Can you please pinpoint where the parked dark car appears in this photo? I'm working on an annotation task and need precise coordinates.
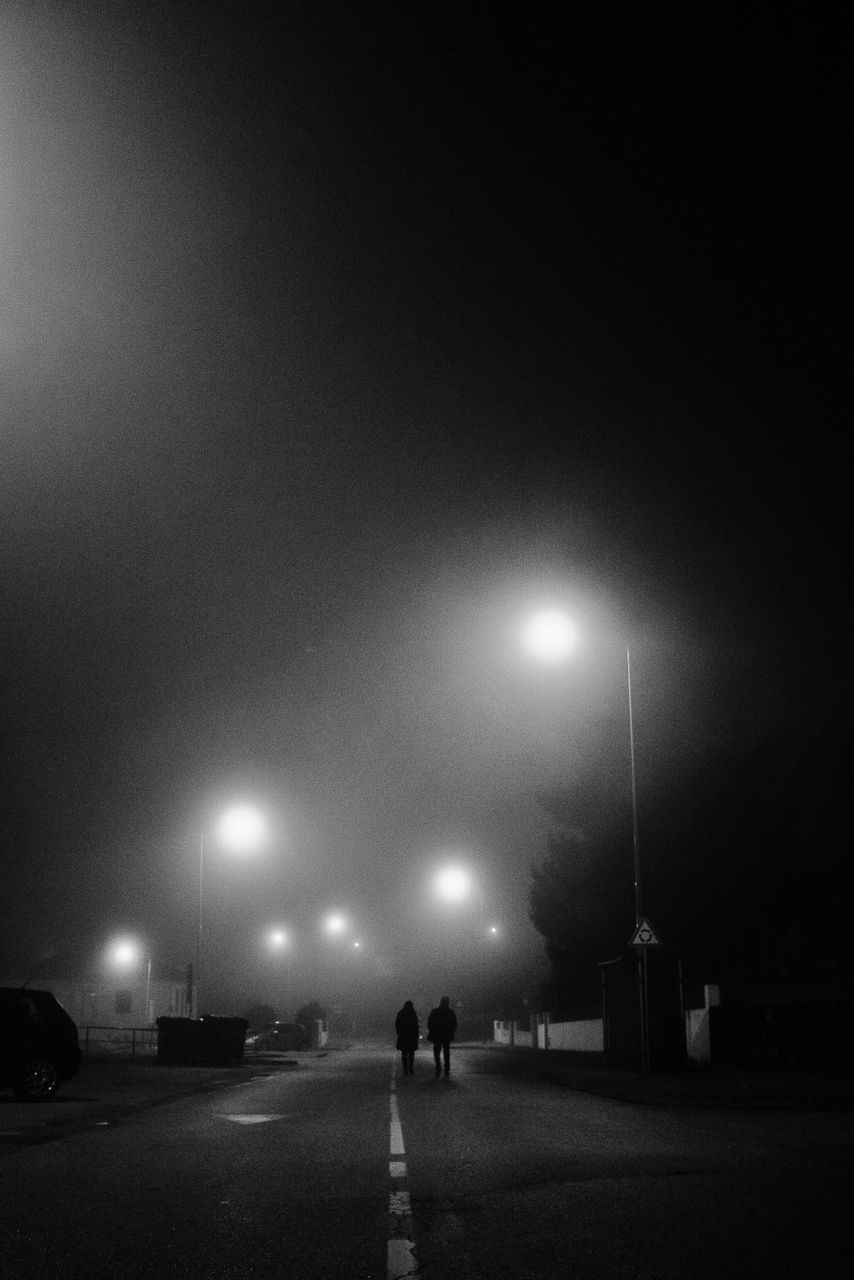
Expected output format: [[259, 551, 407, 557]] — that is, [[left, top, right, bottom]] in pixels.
[[0, 987, 82, 1101], [245, 1021, 309, 1052]]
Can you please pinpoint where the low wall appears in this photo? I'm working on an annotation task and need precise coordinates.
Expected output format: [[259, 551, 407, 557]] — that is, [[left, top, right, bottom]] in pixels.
[[311, 1019, 329, 1049], [686, 985, 720, 1063], [544, 1017, 604, 1052], [686, 1007, 712, 1061], [494, 1016, 602, 1052], [493, 1020, 532, 1047], [494, 984, 730, 1064]]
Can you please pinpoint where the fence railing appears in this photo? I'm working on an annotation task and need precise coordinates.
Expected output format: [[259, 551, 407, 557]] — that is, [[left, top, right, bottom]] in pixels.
[[80, 1025, 158, 1056]]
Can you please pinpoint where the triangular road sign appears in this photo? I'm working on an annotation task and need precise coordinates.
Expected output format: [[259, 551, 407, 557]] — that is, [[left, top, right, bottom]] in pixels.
[[629, 916, 663, 948]]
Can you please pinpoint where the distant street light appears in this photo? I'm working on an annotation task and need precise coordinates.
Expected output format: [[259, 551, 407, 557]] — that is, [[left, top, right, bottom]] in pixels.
[[324, 912, 348, 936], [318, 912, 356, 1037], [196, 804, 267, 1018], [524, 608, 650, 1072], [107, 936, 152, 1023], [266, 926, 292, 989], [435, 865, 473, 904], [435, 863, 496, 1044]]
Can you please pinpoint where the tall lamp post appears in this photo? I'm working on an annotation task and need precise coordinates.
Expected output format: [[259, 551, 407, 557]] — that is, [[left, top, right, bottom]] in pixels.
[[108, 938, 152, 1024], [196, 804, 266, 1019], [320, 912, 350, 1037], [435, 864, 495, 1044], [523, 610, 650, 1072], [267, 927, 292, 992]]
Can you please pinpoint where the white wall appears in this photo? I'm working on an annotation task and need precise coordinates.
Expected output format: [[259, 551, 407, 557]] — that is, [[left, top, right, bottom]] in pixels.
[[493, 1020, 532, 1047], [493, 1017, 601, 1052], [685, 984, 720, 1062], [546, 1017, 604, 1052]]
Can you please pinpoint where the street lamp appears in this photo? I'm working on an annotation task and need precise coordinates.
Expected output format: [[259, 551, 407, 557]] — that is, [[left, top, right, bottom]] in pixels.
[[196, 803, 267, 1019], [107, 937, 152, 1024], [267, 926, 292, 991], [324, 912, 348, 937], [524, 609, 649, 1071], [435, 863, 493, 1044], [319, 912, 353, 1037], [522, 609, 579, 664]]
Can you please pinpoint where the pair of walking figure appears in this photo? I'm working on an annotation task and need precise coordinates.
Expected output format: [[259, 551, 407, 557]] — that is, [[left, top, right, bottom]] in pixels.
[[395, 996, 458, 1077]]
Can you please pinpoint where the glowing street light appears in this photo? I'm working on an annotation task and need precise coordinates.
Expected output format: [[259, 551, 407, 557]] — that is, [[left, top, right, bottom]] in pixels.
[[523, 609, 580, 664], [324, 912, 348, 936], [267, 927, 292, 962], [436, 865, 474, 904], [111, 940, 138, 967], [196, 803, 267, 1018], [217, 804, 267, 853]]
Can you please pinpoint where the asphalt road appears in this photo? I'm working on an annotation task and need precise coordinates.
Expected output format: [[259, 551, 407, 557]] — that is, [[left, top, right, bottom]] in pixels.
[[1, 1045, 851, 1278]]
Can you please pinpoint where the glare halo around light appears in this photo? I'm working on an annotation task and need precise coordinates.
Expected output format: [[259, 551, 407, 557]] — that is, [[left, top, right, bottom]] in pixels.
[[109, 938, 140, 967], [436, 865, 473, 903], [216, 804, 266, 852], [523, 609, 579, 663]]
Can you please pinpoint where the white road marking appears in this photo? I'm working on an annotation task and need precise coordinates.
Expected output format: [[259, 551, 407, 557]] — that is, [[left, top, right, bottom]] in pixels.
[[389, 1094, 405, 1155], [388, 1060, 419, 1279], [387, 1237, 418, 1279], [218, 1114, 286, 1124], [389, 1190, 411, 1216]]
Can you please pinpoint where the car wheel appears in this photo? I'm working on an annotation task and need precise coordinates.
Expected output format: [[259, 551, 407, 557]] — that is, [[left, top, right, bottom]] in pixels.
[[13, 1057, 61, 1101]]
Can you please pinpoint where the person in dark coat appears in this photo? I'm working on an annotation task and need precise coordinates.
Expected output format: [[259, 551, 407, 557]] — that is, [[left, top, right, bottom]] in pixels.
[[426, 995, 458, 1077], [395, 1000, 420, 1076]]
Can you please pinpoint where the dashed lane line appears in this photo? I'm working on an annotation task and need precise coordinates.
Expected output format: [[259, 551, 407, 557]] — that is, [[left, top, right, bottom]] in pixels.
[[388, 1063, 419, 1280]]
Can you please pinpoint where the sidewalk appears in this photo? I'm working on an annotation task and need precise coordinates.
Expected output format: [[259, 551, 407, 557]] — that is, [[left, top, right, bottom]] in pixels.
[[0, 1053, 304, 1146], [463, 1043, 854, 1109]]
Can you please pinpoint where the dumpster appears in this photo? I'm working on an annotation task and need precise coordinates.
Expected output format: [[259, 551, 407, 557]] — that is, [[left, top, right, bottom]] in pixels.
[[199, 1015, 249, 1063], [156, 1017, 202, 1062]]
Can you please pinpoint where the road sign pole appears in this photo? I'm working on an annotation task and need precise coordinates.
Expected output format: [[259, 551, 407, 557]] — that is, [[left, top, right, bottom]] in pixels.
[[629, 917, 662, 1074], [626, 645, 649, 1073]]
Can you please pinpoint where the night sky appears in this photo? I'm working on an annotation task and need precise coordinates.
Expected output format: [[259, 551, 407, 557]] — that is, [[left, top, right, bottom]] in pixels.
[[1, 4, 848, 1019]]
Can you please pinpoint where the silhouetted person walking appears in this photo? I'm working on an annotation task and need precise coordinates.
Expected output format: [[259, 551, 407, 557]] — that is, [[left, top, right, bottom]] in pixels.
[[395, 1000, 420, 1076], [427, 995, 457, 1077]]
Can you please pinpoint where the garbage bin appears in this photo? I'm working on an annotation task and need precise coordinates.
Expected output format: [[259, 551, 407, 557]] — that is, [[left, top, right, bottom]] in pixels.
[[156, 1017, 202, 1063], [199, 1015, 249, 1062]]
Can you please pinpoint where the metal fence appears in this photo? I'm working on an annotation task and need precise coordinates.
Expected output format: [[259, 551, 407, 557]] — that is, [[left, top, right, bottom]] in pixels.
[[80, 1025, 158, 1056]]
